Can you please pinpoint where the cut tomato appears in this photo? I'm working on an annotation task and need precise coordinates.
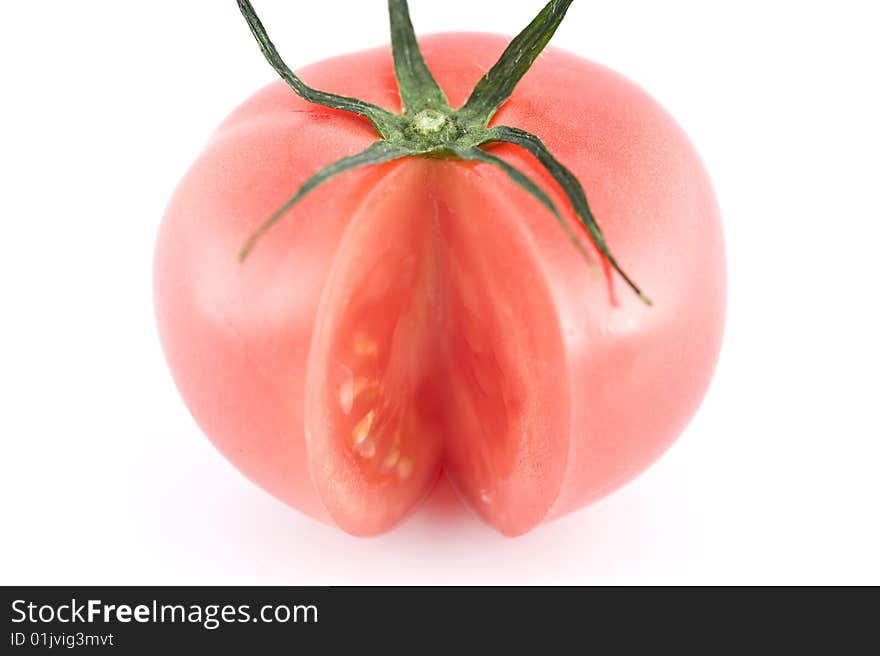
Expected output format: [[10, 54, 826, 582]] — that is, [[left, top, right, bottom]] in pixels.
[[304, 162, 571, 535], [154, 1, 726, 536]]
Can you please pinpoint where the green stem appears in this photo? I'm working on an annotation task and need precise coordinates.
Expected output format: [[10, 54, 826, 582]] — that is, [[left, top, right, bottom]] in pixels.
[[238, 141, 411, 262], [459, 0, 574, 126], [236, 0, 402, 139], [483, 126, 651, 304], [233, 0, 652, 305], [454, 146, 596, 268], [388, 0, 449, 114]]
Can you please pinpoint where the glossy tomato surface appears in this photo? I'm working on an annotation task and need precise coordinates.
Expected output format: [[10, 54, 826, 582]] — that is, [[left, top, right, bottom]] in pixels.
[[154, 33, 726, 536]]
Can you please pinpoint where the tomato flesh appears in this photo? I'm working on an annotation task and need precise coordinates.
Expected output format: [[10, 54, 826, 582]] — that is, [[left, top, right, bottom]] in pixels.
[[435, 165, 571, 536], [304, 162, 569, 535], [305, 163, 445, 534]]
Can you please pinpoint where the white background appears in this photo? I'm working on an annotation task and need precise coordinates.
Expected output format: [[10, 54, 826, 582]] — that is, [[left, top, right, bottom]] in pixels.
[[2, 0, 878, 585]]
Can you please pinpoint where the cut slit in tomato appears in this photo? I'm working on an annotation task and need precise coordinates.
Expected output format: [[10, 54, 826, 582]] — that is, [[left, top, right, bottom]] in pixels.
[[305, 160, 571, 536]]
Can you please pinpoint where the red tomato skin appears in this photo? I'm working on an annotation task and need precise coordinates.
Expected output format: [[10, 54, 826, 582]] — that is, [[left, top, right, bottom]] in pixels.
[[154, 33, 725, 533]]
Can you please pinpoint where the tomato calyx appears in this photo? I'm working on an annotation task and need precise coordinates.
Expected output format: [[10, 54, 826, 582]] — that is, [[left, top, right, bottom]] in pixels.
[[235, 0, 651, 304]]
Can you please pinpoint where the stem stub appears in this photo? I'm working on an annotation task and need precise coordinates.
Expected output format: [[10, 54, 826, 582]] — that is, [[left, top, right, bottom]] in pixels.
[[412, 109, 447, 134]]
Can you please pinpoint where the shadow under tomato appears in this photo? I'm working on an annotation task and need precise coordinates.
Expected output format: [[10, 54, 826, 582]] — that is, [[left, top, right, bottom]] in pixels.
[[128, 420, 690, 584]]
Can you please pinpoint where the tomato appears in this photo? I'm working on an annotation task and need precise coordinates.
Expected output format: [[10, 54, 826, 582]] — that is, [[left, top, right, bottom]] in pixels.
[[154, 1, 725, 536]]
